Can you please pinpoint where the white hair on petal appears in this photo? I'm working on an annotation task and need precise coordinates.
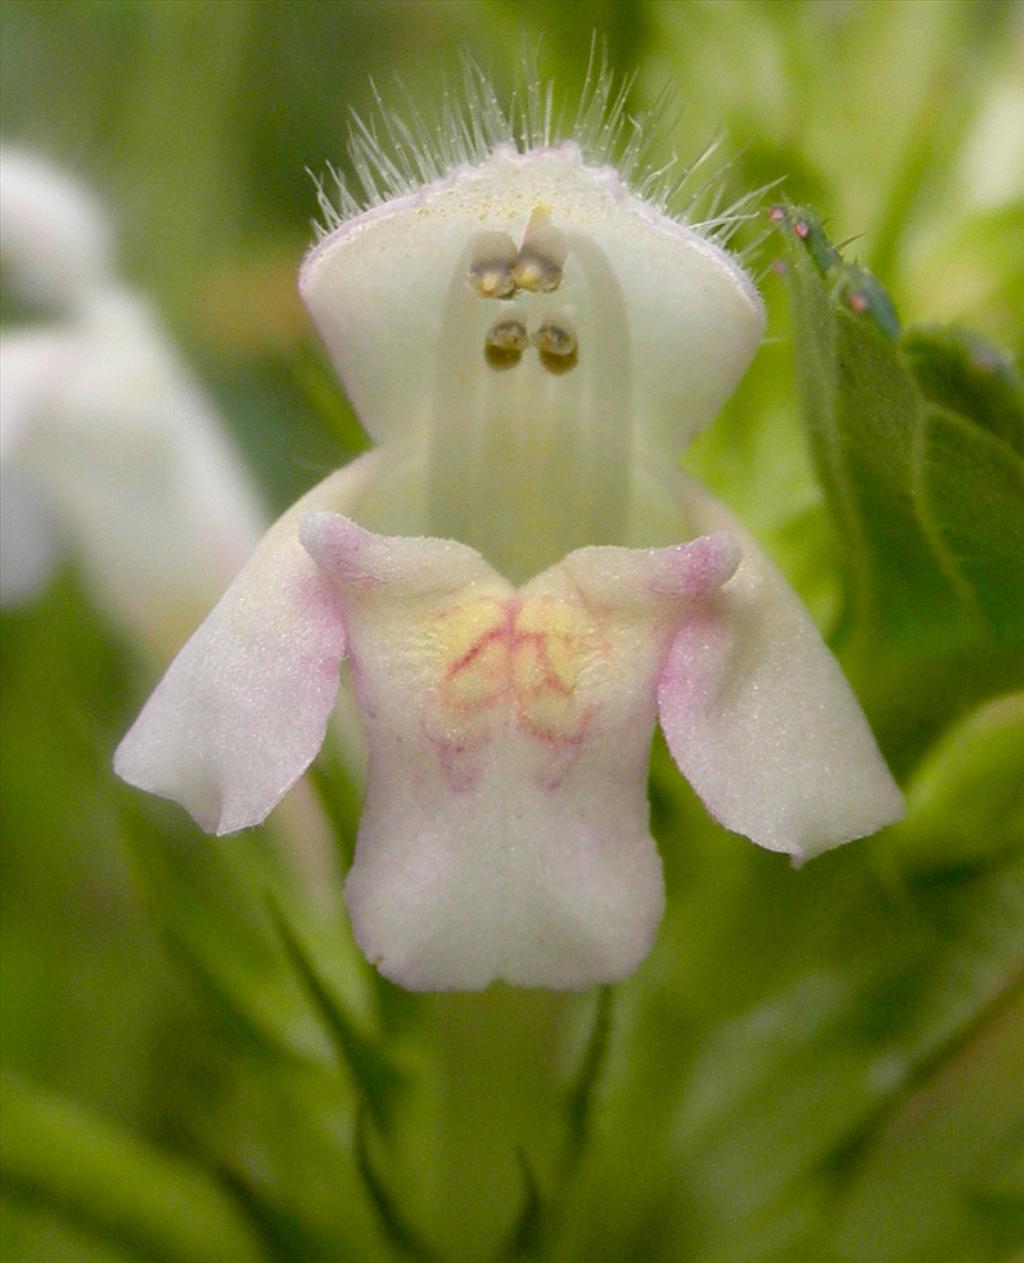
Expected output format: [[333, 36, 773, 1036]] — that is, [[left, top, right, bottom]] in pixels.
[[310, 49, 778, 265]]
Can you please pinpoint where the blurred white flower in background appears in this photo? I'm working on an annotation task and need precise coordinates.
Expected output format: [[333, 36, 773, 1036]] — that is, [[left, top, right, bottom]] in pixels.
[[0, 146, 265, 658]]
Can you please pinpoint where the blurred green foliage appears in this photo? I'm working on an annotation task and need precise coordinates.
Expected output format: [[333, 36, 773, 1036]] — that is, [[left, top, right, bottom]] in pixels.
[[2, 2, 1022, 1262]]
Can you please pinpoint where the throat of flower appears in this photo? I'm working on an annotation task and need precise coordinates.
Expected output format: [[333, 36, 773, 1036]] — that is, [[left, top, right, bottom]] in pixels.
[[428, 205, 632, 584]]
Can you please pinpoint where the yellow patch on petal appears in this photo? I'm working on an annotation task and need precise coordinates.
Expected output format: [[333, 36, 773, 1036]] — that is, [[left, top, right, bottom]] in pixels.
[[430, 594, 597, 747], [433, 598, 509, 712]]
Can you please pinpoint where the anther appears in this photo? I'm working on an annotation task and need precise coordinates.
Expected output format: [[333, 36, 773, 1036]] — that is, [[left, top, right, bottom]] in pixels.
[[484, 318, 528, 370], [468, 231, 518, 299], [513, 207, 568, 293], [532, 320, 578, 374]]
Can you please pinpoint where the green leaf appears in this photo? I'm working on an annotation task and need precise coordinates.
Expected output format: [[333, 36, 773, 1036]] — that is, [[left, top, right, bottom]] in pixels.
[[495, 1150, 546, 1261], [890, 692, 1024, 872], [971, 1123, 1024, 1254], [901, 325, 1024, 455], [775, 204, 1024, 760], [650, 851, 1024, 1263], [291, 343, 372, 459], [0, 1075, 267, 1263], [910, 397, 1024, 628], [353, 1106, 436, 1262], [119, 818, 335, 1066], [832, 983, 1024, 1263], [562, 987, 614, 1175], [306, 732, 363, 872], [266, 895, 406, 1134]]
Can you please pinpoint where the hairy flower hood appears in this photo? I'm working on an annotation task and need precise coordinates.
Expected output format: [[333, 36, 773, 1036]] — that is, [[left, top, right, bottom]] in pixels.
[[115, 88, 903, 990]]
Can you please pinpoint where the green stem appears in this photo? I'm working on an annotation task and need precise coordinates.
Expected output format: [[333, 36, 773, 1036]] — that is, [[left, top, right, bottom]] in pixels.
[[419, 988, 582, 1262]]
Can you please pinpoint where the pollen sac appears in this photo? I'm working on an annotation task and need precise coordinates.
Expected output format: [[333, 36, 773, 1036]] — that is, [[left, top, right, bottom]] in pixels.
[[484, 317, 528, 370], [468, 231, 518, 299], [532, 318, 578, 373], [513, 207, 568, 293]]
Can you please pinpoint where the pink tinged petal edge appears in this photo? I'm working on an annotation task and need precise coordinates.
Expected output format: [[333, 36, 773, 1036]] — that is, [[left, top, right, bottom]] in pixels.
[[114, 454, 387, 834], [658, 477, 904, 862], [652, 532, 742, 599], [300, 508, 505, 596]]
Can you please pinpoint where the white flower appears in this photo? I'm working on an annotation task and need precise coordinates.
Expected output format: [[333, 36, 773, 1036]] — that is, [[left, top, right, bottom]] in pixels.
[[115, 78, 903, 990], [0, 148, 264, 656], [0, 146, 112, 312]]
